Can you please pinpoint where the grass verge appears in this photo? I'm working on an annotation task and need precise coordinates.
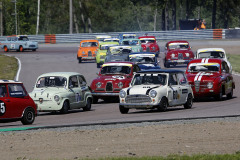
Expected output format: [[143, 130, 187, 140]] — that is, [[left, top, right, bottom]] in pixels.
[[228, 54, 240, 73], [95, 153, 240, 160], [0, 55, 18, 80]]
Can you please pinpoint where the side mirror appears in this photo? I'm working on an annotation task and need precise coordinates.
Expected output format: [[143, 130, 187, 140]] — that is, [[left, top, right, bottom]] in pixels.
[[222, 70, 226, 73], [96, 72, 99, 75], [165, 47, 167, 50], [69, 85, 74, 89], [227, 57, 230, 60]]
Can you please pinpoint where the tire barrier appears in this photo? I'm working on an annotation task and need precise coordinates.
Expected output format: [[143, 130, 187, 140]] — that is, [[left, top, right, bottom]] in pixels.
[[1, 28, 239, 44]]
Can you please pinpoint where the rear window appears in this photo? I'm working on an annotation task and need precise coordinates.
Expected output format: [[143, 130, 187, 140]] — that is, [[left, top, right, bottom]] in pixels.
[[8, 84, 27, 97]]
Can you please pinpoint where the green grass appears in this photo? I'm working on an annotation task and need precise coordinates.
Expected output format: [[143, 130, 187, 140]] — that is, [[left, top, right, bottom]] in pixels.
[[228, 54, 240, 73], [73, 153, 240, 160], [0, 55, 18, 80]]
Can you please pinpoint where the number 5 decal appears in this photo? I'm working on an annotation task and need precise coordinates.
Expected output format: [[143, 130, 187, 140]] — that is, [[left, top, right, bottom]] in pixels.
[[0, 102, 6, 116]]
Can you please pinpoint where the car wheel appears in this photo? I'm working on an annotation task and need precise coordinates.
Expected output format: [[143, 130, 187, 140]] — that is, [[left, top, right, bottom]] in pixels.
[[184, 93, 193, 109], [4, 46, 8, 52], [19, 46, 24, 52], [78, 57, 82, 63], [214, 86, 223, 101], [21, 108, 35, 125], [119, 105, 129, 114], [227, 88, 233, 99], [93, 96, 98, 104], [60, 101, 69, 114], [83, 98, 91, 111], [157, 97, 168, 112], [97, 63, 101, 68], [164, 61, 170, 68]]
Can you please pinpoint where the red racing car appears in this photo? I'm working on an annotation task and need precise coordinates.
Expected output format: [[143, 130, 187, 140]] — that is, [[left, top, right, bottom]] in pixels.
[[164, 40, 194, 68], [138, 36, 160, 57], [185, 58, 235, 100]]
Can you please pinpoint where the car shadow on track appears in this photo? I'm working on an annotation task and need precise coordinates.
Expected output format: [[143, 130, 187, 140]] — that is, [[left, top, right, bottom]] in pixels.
[[193, 96, 237, 103], [37, 109, 95, 116], [127, 107, 186, 114]]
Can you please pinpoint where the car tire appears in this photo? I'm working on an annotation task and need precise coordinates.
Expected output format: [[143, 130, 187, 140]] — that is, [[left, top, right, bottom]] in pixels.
[[164, 61, 170, 68], [21, 108, 35, 125], [214, 86, 223, 101], [157, 97, 168, 112], [78, 57, 82, 63], [4, 46, 8, 52], [83, 98, 91, 111], [97, 63, 101, 68], [227, 88, 233, 99], [93, 96, 98, 104], [60, 101, 69, 114], [119, 105, 129, 114], [184, 93, 193, 109]]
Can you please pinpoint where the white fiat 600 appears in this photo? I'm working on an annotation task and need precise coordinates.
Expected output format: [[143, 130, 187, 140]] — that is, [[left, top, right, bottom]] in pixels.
[[119, 69, 193, 114]]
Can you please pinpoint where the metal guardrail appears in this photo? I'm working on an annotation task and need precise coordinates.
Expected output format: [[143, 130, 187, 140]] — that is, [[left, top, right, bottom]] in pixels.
[[0, 29, 226, 44]]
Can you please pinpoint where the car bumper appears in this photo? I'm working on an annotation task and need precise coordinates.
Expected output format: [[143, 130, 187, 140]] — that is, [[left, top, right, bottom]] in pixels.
[[81, 57, 96, 60], [92, 92, 119, 96], [119, 102, 159, 109], [166, 59, 191, 64], [34, 100, 62, 111]]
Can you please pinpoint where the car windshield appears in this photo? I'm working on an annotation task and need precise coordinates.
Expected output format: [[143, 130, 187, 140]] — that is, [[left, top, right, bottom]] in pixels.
[[100, 45, 114, 50], [130, 56, 155, 63], [140, 39, 155, 43], [81, 42, 98, 47], [169, 43, 189, 50], [188, 63, 220, 72], [100, 66, 131, 75], [123, 35, 136, 39], [36, 76, 67, 88], [109, 48, 131, 54], [198, 51, 225, 58], [18, 36, 29, 41], [132, 73, 167, 85], [122, 40, 140, 46]]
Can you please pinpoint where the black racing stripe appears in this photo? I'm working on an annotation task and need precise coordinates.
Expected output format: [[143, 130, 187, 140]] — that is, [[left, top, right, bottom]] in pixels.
[[127, 87, 132, 95], [146, 86, 159, 95]]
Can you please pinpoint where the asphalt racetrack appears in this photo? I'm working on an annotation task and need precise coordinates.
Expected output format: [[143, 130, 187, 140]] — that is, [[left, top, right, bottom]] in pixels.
[[0, 39, 240, 129]]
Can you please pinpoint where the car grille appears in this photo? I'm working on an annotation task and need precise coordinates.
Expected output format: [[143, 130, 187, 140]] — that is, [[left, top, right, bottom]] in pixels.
[[178, 53, 183, 59], [194, 81, 200, 92], [29, 45, 36, 47], [88, 51, 92, 56], [106, 82, 113, 92], [125, 95, 151, 103], [146, 47, 150, 52]]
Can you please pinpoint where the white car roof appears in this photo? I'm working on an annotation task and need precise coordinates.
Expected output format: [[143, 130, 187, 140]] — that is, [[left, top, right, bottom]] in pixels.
[[197, 48, 225, 54], [37, 72, 82, 78], [0, 80, 22, 83]]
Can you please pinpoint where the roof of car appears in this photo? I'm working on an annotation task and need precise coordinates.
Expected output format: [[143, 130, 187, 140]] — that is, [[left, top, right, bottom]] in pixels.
[[167, 40, 189, 44], [138, 36, 156, 39], [103, 62, 134, 66], [189, 58, 223, 64], [137, 69, 184, 74], [129, 52, 155, 55], [80, 39, 99, 43], [0, 80, 22, 83], [197, 48, 225, 53], [38, 72, 82, 78]]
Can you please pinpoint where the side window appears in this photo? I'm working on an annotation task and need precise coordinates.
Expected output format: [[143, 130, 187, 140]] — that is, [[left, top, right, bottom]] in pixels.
[[168, 74, 178, 86], [8, 84, 26, 97], [78, 76, 87, 87], [177, 73, 187, 85], [222, 62, 229, 73], [0, 85, 7, 97], [69, 76, 79, 88]]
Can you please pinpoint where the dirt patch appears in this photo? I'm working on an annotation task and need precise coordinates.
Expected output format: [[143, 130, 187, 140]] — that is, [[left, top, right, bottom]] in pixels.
[[0, 120, 240, 159]]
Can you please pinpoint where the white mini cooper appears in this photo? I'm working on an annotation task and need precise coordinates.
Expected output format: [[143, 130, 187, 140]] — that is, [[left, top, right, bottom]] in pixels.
[[119, 69, 193, 114]]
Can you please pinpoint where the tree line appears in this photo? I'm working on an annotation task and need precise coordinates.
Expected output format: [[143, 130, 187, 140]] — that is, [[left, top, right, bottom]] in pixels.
[[0, 0, 239, 35]]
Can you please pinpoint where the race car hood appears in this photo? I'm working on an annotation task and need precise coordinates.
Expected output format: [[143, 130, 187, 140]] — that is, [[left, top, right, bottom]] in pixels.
[[29, 87, 67, 100], [138, 63, 161, 70], [126, 85, 162, 95], [186, 72, 220, 83], [94, 75, 128, 82]]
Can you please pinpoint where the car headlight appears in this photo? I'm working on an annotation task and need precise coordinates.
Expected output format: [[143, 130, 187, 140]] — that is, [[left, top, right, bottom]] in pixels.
[[149, 90, 157, 98], [82, 51, 85, 54], [185, 53, 189, 57], [207, 82, 213, 89], [96, 82, 102, 88], [118, 82, 123, 88], [171, 53, 175, 57], [54, 95, 60, 102], [119, 90, 126, 98]]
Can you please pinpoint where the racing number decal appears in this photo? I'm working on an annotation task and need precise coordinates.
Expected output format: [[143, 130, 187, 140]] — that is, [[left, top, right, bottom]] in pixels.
[[173, 90, 178, 100], [0, 101, 6, 116], [10, 44, 15, 49]]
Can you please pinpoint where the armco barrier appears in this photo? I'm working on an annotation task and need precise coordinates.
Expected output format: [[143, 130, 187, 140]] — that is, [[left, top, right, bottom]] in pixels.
[[0, 29, 229, 44]]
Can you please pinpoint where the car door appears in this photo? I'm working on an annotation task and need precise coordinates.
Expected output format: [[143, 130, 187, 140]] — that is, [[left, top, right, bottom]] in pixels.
[[167, 73, 181, 106], [176, 73, 189, 104], [68, 76, 82, 109], [0, 84, 9, 119], [221, 62, 232, 94], [78, 75, 89, 108], [2, 83, 29, 119]]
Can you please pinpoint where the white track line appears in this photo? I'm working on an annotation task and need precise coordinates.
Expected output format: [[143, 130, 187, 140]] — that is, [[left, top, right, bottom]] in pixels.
[[5, 55, 21, 81]]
